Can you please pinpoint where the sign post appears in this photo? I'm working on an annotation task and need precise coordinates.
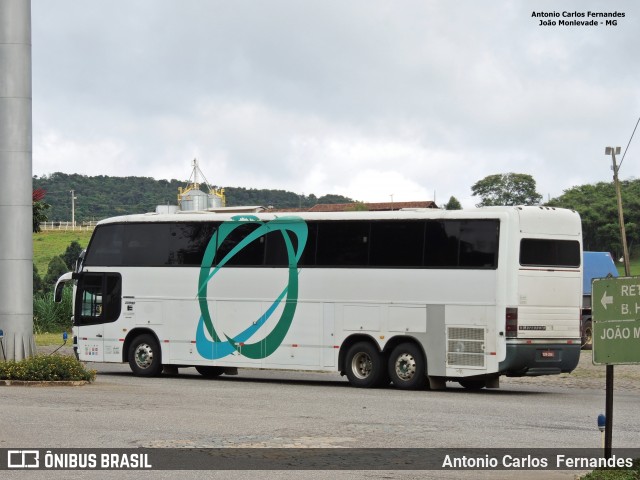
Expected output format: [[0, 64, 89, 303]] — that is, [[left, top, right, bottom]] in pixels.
[[592, 276, 640, 459]]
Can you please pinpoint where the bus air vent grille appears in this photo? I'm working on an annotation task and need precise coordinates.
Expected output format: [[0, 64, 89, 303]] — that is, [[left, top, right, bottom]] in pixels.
[[446, 327, 485, 368]]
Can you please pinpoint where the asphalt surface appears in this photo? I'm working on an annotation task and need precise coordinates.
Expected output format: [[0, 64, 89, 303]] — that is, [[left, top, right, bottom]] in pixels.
[[2, 349, 638, 479]]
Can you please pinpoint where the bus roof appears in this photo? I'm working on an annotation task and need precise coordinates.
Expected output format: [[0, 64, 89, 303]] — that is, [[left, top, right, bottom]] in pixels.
[[96, 205, 578, 225]]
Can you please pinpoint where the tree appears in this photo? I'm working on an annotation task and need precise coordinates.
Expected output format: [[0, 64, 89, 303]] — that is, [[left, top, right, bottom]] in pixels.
[[42, 256, 69, 293], [62, 241, 84, 270], [547, 180, 640, 257], [316, 194, 354, 205], [33, 264, 43, 294], [444, 196, 462, 210], [33, 172, 356, 220], [347, 201, 369, 211], [471, 173, 542, 207], [32, 188, 50, 233]]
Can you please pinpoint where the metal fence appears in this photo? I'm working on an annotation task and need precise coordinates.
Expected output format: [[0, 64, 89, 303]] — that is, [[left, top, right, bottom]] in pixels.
[[39, 221, 98, 231]]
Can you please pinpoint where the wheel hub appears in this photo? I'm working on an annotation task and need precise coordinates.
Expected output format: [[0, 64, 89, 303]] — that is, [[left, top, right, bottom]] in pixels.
[[352, 352, 373, 379], [395, 353, 416, 380], [135, 344, 153, 369]]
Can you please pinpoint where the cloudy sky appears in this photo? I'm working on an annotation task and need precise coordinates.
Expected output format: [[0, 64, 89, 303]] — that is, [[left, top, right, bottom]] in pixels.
[[31, 0, 639, 207]]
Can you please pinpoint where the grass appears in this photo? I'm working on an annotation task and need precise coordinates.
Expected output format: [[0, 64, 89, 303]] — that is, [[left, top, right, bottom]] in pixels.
[[35, 332, 70, 347], [33, 289, 73, 334], [33, 230, 92, 275], [617, 257, 640, 276], [580, 458, 640, 479], [30, 231, 92, 335]]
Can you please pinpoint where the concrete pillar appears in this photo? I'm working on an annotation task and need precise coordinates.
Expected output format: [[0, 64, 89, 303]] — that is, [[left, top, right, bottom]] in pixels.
[[0, 0, 35, 360]]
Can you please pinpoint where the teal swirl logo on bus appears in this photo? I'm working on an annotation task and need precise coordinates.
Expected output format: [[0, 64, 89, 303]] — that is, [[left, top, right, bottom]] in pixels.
[[195, 215, 308, 359]]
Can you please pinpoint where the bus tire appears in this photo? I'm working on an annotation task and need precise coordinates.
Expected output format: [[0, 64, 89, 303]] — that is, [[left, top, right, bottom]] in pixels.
[[345, 342, 386, 388], [195, 366, 225, 378], [582, 319, 593, 350], [388, 343, 426, 390], [128, 334, 162, 377]]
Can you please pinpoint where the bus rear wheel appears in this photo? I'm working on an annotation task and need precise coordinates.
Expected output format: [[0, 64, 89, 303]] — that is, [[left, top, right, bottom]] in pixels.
[[195, 366, 225, 378], [128, 334, 162, 377], [582, 320, 593, 350], [345, 342, 387, 388], [388, 343, 426, 390]]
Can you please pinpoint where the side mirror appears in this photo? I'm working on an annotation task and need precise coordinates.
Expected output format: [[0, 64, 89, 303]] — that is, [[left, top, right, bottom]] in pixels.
[[53, 272, 75, 303], [54, 281, 65, 303]]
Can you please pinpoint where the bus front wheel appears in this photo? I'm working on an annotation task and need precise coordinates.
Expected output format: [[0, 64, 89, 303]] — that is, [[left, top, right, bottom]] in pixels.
[[388, 343, 426, 390], [128, 334, 163, 377], [345, 342, 386, 388]]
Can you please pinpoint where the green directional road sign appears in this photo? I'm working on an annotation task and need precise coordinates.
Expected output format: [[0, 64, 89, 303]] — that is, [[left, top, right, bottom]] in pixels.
[[592, 276, 640, 365]]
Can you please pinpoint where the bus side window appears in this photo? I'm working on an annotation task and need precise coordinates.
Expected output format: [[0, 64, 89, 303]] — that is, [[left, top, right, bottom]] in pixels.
[[520, 239, 580, 267], [215, 223, 265, 266], [316, 221, 369, 266], [458, 220, 499, 268], [75, 273, 122, 325], [424, 220, 457, 267], [369, 221, 424, 267]]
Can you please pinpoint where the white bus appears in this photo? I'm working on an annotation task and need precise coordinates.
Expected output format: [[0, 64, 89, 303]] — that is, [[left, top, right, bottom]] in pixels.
[[55, 206, 583, 390]]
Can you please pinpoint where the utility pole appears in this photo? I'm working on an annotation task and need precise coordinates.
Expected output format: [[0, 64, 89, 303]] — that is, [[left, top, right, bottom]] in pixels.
[[608, 147, 631, 276], [603, 145, 627, 459], [71, 190, 77, 229]]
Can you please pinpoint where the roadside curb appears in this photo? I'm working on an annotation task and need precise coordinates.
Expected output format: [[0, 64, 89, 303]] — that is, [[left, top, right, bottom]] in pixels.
[[0, 379, 90, 387]]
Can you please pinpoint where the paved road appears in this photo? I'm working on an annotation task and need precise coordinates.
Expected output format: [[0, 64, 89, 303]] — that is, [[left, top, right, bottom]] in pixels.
[[2, 359, 638, 479]]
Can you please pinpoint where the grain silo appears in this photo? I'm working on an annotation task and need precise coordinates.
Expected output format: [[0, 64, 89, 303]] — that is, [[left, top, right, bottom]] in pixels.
[[178, 159, 226, 211]]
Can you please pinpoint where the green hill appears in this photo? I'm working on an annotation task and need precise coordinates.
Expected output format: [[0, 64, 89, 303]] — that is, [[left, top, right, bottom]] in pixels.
[[33, 230, 93, 276], [33, 172, 354, 222]]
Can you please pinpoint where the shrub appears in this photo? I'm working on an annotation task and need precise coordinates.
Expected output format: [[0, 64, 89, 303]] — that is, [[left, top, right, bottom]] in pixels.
[[33, 288, 73, 334], [62, 240, 84, 270], [43, 255, 69, 293], [0, 354, 96, 382], [581, 458, 640, 479], [33, 263, 43, 294]]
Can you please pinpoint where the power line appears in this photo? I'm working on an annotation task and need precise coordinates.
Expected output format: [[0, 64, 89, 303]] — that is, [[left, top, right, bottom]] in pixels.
[[619, 116, 640, 169]]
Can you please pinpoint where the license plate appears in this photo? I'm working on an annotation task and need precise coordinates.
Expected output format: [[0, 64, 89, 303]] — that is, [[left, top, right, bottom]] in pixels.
[[541, 350, 555, 358]]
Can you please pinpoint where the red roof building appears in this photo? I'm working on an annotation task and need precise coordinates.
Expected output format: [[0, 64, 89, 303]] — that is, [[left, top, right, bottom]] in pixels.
[[306, 201, 438, 212]]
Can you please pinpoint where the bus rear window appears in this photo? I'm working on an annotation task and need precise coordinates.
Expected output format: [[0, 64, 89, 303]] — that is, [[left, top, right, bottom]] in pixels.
[[520, 239, 580, 267]]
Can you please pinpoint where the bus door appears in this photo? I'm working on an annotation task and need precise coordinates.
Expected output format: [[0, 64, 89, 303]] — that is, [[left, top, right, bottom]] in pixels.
[[74, 272, 122, 362]]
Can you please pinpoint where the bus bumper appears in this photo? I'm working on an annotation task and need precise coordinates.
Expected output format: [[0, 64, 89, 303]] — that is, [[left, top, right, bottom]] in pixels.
[[499, 341, 581, 377]]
